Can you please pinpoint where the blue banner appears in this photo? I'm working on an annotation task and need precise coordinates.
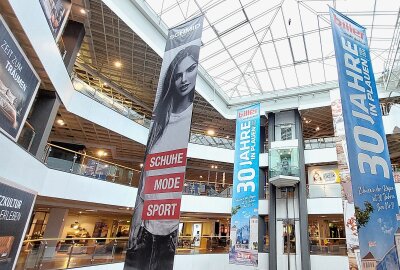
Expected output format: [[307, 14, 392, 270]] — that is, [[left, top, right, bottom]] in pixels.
[[229, 104, 260, 266], [330, 7, 400, 268]]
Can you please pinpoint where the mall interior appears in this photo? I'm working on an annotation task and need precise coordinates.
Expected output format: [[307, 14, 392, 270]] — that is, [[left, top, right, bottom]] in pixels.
[[0, 0, 400, 270]]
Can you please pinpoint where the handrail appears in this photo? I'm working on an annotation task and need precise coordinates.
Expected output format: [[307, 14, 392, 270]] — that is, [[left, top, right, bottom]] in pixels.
[[24, 237, 129, 243], [46, 143, 140, 173]]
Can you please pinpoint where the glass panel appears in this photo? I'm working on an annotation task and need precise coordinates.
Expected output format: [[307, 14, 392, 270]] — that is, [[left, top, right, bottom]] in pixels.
[[283, 220, 296, 254], [269, 147, 300, 178]]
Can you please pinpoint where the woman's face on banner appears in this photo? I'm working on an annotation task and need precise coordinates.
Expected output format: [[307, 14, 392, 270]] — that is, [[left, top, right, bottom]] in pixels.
[[174, 55, 197, 97]]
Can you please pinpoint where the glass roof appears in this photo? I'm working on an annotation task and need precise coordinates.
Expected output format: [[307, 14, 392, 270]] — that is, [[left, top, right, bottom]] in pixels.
[[141, 0, 400, 100]]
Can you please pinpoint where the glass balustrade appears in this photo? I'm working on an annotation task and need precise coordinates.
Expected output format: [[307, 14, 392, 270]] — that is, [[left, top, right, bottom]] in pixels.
[[15, 236, 231, 270], [43, 143, 140, 187], [309, 237, 347, 256], [72, 77, 234, 150], [304, 137, 336, 150], [182, 180, 233, 198]]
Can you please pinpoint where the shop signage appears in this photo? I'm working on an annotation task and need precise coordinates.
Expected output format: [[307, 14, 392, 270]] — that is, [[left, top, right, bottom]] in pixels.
[[0, 177, 36, 270], [39, 0, 71, 42], [229, 104, 260, 266], [0, 16, 40, 141], [124, 16, 203, 270], [331, 7, 400, 268]]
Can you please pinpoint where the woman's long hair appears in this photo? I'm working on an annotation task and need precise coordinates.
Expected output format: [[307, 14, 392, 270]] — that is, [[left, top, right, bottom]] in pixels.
[[147, 45, 200, 152]]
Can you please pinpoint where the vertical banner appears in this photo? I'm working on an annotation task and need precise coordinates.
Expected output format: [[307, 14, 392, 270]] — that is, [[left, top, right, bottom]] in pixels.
[[0, 16, 40, 141], [330, 89, 360, 269], [39, 0, 72, 42], [229, 104, 260, 266], [330, 7, 400, 269], [0, 177, 37, 270], [124, 16, 203, 270]]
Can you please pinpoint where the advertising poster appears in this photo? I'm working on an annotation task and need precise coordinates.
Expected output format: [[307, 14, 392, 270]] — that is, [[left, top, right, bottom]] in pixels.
[[0, 16, 40, 141], [331, 7, 400, 268], [0, 178, 37, 270], [308, 165, 340, 185], [229, 104, 260, 266], [124, 16, 203, 270], [39, 0, 72, 42], [330, 89, 360, 269]]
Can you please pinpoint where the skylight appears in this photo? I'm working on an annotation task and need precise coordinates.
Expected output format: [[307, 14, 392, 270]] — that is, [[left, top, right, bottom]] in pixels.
[[141, 0, 400, 100]]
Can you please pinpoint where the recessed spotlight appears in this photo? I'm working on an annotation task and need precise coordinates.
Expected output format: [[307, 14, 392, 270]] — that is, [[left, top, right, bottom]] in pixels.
[[79, 211, 82, 214], [114, 61, 122, 68], [57, 119, 65, 126], [207, 129, 215, 136], [200, 176, 203, 179], [315, 126, 320, 131], [140, 163, 143, 168], [103, 82, 107, 86], [98, 150, 107, 157], [226, 135, 230, 139], [77, 52, 81, 57], [80, 8, 86, 14]]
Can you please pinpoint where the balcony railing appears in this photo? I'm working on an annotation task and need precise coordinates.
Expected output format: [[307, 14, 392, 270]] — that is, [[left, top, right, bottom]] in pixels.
[[43, 143, 141, 187], [73, 77, 235, 150], [16, 237, 128, 270], [304, 137, 336, 150], [42, 143, 234, 197], [183, 180, 233, 198], [15, 236, 230, 270], [309, 237, 347, 256]]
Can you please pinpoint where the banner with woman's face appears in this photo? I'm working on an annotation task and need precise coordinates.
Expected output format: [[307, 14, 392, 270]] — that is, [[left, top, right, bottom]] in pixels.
[[124, 16, 203, 270]]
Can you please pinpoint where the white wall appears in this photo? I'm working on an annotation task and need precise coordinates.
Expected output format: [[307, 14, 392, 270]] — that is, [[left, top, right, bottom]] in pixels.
[[181, 195, 231, 214], [310, 255, 349, 270], [307, 198, 343, 214], [70, 254, 349, 270], [304, 148, 337, 164]]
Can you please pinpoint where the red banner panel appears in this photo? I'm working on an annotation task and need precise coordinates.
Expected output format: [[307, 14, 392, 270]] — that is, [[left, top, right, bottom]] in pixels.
[[144, 148, 187, 171], [142, 199, 181, 220], [143, 173, 185, 194]]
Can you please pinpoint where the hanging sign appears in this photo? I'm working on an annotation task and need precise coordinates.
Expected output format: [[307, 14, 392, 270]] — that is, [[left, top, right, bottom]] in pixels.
[[0, 178, 36, 270], [0, 16, 40, 141], [330, 7, 400, 268], [229, 104, 260, 266], [124, 16, 203, 270]]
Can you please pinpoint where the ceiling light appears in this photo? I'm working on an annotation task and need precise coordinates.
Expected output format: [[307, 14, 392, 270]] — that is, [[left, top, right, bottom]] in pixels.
[[114, 61, 122, 68], [207, 129, 215, 136], [77, 52, 81, 57], [103, 82, 107, 86], [315, 127, 320, 131], [85, 209, 96, 212], [57, 119, 65, 126], [80, 8, 86, 14], [140, 163, 143, 168], [225, 136, 230, 139], [200, 176, 203, 179]]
